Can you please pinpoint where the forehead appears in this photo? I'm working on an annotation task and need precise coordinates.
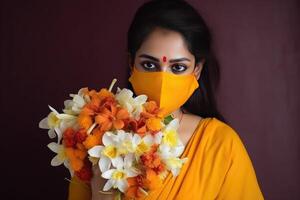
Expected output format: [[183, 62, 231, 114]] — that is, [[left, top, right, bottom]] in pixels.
[[137, 27, 193, 59]]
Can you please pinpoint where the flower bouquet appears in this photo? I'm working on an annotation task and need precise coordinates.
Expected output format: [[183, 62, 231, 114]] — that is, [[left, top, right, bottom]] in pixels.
[[39, 79, 188, 199]]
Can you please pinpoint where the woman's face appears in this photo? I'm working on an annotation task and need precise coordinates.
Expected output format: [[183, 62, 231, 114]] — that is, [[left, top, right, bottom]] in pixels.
[[130, 27, 204, 80]]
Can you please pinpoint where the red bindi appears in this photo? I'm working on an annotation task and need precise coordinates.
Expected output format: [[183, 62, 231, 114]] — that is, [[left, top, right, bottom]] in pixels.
[[162, 56, 167, 62]]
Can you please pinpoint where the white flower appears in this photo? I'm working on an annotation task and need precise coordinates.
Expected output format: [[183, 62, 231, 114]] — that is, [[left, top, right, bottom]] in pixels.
[[101, 154, 139, 193], [113, 130, 135, 154], [156, 118, 188, 176], [161, 118, 181, 147], [88, 131, 123, 172], [47, 142, 73, 176], [131, 133, 155, 156], [158, 144, 187, 176], [63, 88, 90, 115], [115, 88, 147, 119], [39, 105, 77, 143]]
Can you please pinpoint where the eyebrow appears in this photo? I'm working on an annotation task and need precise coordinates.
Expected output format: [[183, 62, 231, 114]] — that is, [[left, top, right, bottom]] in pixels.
[[138, 54, 191, 63]]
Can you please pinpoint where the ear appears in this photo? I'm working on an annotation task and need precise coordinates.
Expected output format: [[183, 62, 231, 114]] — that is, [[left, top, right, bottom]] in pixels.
[[194, 58, 205, 80]]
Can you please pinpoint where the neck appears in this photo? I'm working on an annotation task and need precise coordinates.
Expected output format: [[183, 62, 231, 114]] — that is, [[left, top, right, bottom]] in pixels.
[[171, 108, 183, 119]]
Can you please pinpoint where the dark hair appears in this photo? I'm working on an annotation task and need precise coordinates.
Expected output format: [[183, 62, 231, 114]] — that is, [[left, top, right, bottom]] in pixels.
[[127, 0, 225, 122]]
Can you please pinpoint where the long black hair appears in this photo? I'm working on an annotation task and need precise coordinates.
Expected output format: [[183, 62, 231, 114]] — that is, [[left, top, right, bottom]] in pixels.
[[126, 0, 225, 122]]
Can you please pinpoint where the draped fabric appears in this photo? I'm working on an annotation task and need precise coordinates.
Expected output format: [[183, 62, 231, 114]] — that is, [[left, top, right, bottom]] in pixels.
[[68, 117, 264, 200]]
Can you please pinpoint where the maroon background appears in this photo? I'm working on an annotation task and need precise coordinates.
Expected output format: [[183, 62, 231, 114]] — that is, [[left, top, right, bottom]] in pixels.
[[1, 0, 299, 199]]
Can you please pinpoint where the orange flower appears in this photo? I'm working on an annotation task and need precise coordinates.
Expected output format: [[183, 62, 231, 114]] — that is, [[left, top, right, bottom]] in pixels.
[[74, 158, 93, 183], [146, 117, 162, 132], [125, 176, 147, 200], [143, 169, 162, 191], [141, 101, 164, 119], [140, 145, 165, 174], [95, 101, 129, 131], [65, 147, 87, 171], [126, 118, 147, 136], [77, 88, 115, 131], [86, 88, 114, 103], [62, 128, 88, 172], [125, 169, 162, 199], [97, 88, 114, 101], [77, 114, 92, 130], [63, 128, 88, 148], [83, 128, 104, 149]]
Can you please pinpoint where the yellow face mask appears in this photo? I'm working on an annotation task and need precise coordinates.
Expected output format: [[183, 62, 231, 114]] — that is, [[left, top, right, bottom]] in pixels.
[[128, 67, 199, 117]]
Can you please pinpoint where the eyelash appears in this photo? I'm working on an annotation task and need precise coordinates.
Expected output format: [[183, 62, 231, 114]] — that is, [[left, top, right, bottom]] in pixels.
[[140, 61, 188, 73], [141, 61, 157, 71]]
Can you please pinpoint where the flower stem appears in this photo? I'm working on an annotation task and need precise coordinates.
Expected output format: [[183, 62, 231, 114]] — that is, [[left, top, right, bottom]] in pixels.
[[114, 191, 121, 200], [87, 122, 97, 134], [108, 78, 117, 92]]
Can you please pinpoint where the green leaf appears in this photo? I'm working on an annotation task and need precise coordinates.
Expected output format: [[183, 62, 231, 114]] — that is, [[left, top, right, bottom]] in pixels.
[[164, 115, 174, 125]]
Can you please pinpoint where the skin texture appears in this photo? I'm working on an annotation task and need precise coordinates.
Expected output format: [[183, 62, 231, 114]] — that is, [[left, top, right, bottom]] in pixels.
[[91, 27, 205, 200]]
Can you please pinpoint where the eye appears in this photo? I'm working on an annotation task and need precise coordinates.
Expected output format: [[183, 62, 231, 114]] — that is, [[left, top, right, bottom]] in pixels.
[[140, 61, 158, 71], [171, 64, 187, 73]]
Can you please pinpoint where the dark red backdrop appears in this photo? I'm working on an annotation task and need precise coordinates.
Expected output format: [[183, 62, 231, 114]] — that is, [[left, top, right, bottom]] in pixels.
[[1, 0, 299, 199]]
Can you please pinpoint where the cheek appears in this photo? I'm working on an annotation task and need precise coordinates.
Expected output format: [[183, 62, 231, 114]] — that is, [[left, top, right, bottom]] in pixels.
[[185, 65, 196, 74], [132, 58, 140, 68], [132, 59, 146, 71]]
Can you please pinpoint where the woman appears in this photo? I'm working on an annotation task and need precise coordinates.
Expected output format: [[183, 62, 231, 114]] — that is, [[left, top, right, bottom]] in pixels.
[[68, 0, 264, 199]]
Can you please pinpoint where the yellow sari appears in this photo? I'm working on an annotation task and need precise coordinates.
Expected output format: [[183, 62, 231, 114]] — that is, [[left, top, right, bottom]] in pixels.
[[68, 117, 264, 200]]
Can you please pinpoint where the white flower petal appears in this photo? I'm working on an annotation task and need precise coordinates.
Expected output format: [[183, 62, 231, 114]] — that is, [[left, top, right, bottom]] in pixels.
[[54, 127, 63, 143], [159, 144, 170, 153], [124, 153, 134, 168], [51, 155, 64, 166], [103, 179, 114, 191], [143, 134, 154, 145], [73, 95, 86, 107], [171, 168, 180, 176], [134, 95, 147, 104], [111, 156, 124, 169], [102, 169, 115, 179], [166, 118, 179, 131], [116, 87, 121, 93], [47, 142, 60, 153], [132, 134, 141, 145], [60, 119, 76, 132], [88, 146, 104, 158], [102, 132, 115, 146], [154, 132, 163, 144], [48, 105, 59, 115], [64, 160, 74, 177], [99, 156, 111, 172], [56, 114, 76, 120], [63, 99, 73, 108], [173, 145, 185, 157], [39, 117, 49, 129], [125, 168, 139, 177], [117, 179, 128, 193], [48, 129, 56, 139], [125, 102, 133, 113]]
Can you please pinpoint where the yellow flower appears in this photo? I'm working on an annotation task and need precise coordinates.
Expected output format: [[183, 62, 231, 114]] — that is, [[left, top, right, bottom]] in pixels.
[[102, 145, 118, 159], [162, 129, 178, 147]]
